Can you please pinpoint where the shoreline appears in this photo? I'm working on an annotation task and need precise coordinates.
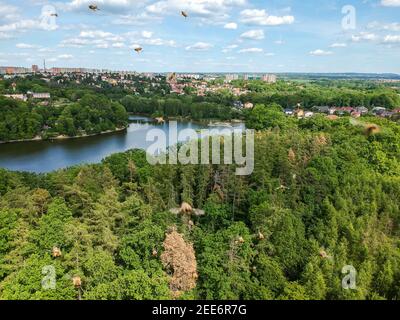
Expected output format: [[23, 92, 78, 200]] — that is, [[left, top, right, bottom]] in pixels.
[[0, 126, 127, 145], [128, 113, 244, 125]]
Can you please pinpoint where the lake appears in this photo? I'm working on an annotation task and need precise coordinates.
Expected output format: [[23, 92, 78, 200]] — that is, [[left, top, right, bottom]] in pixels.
[[0, 116, 245, 173]]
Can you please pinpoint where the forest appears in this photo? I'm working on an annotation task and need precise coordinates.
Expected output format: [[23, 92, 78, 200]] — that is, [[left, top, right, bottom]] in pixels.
[[0, 94, 128, 142], [120, 95, 239, 120], [1, 75, 399, 124], [120, 80, 400, 118], [237, 80, 400, 109], [0, 108, 399, 300]]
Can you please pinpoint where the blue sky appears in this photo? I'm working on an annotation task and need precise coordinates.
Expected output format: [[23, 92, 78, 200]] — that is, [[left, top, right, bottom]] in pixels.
[[0, 0, 399, 73]]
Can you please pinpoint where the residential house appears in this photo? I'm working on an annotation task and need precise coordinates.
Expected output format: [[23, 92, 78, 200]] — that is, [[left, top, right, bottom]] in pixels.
[[3, 94, 28, 101], [335, 107, 354, 115], [380, 111, 394, 118], [244, 102, 254, 109], [314, 106, 331, 114], [284, 108, 294, 116], [372, 107, 386, 115], [355, 106, 369, 114], [31, 92, 51, 99]]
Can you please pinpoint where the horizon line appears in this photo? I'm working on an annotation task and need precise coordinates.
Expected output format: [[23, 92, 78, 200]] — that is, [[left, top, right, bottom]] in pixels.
[[1, 67, 399, 77]]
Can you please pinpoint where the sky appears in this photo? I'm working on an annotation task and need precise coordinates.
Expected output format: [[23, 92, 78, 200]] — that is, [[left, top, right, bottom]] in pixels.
[[0, 0, 399, 73]]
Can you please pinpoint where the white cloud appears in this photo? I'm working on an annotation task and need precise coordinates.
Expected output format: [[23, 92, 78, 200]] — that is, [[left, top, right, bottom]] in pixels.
[[0, 20, 38, 32], [62, 0, 144, 13], [13, 52, 29, 57], [0, 32, 12, 39], [226, 44, 238, 49], [238, 47, 263, 53], [265, 52, 275, 56], [330, 43, 347, 48], [351, 32, 377, 42], [222, 44, 238, 53], [309, 49, 333, 56], [240, 9, 294, 26], [112, 42, 125, 48], [381, 0, 400, 7], [59, 38, 91, 47], [130, 43, 142, 49], [240, 29, 264, 40], [79, 30, 112, 38], [224, 22, 237, 29], [63, 29, 176, 49], [0, 3, 56, 36], [368, 21, 400, 32], [39, 47, 56, 53], [0, 2, 20, 23], [16, 43, 39, 49], [136, 58, 151, 63], [112, 12, 163, 26], [143, 38, 176, 46], [383, 35, 400, 43], [146, 0, 247, 24], [58, 54, 74, 59], [79, 30, 124, 42], [94, 40, 110, 49], [141, 30, 153, 38], [186, 42, 213, 51]]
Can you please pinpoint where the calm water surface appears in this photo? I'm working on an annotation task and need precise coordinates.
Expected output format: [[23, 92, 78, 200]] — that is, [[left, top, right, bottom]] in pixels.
[[0, 116, 245, 173]]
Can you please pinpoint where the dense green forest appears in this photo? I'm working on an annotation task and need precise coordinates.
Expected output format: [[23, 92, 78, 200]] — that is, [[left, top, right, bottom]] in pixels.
[[237, 80, 400, 109], [0, 110, 399, 300], [120, 80, 400, 118], [0, 74, 170, 98], [120, 95, 239, 120], [0, 94, 128, 142], [1, 76, 399, 126]]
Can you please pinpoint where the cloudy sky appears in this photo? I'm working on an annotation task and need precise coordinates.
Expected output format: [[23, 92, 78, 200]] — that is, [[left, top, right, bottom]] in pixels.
[[0, 0, 399, 73]]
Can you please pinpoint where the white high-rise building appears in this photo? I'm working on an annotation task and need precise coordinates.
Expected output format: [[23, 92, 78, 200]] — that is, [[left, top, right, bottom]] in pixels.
[[262, 74, 277, 83], [225, 74, 239, 82]]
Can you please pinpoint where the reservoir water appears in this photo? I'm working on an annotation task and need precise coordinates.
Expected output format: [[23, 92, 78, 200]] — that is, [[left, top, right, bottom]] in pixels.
[[0, 116, 245, 173]]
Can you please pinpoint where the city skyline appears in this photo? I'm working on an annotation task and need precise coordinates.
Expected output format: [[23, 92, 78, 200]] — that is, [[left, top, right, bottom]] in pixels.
[[0, 0, 399, 73]]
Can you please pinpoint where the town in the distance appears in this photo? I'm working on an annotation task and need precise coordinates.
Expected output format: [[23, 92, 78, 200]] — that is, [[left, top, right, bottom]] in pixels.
[[1, 63, 400, 122]]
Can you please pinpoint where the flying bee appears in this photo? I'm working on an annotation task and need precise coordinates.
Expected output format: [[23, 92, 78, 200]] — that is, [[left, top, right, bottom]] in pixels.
[[350, 118, 381, 136], [89, 4, 99, 11], [169, 202, 205, 217]]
